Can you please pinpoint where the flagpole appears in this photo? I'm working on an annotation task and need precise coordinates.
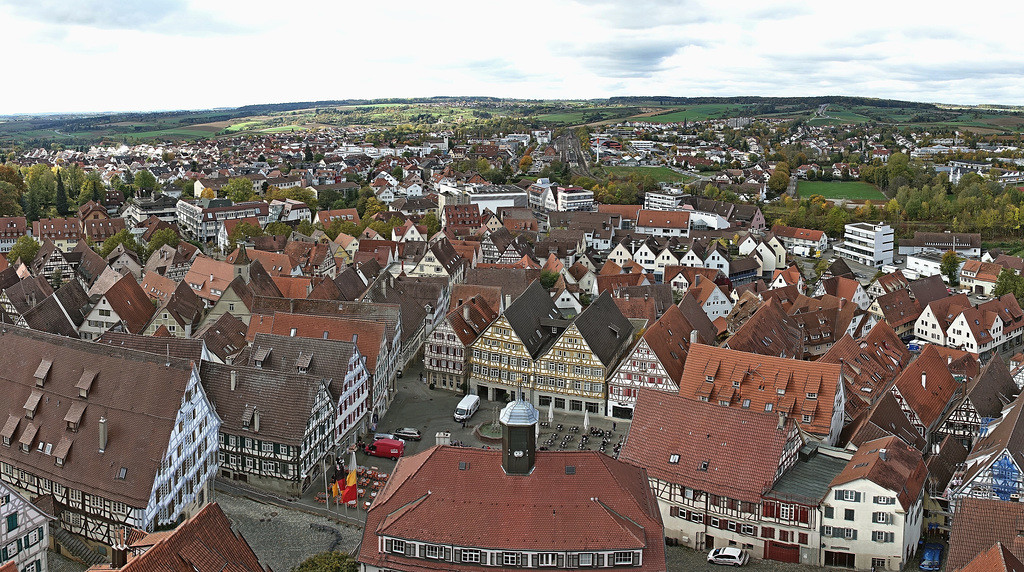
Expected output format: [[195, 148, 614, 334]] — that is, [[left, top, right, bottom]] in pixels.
[[323, 459, 329, 514]]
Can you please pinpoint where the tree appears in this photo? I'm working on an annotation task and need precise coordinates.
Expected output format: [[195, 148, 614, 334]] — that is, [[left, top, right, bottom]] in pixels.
[[767, 169, 789, 197], [223, 178, 255, 203], [304, 145, 314, 162], [145, 228, 180, 258], [941, 250, 962, 285], [296, 219, 316, 237], [0, 165, 25, 194], [227, 221, 264, 250], [362, 197, 384, 219], [540, 270, 559, 289], [0, 181, 24, 217], [994, 268, 1024, 305], [100, 229, 140, 258], [79, 172, 104, 206], [291, 551, 358, 572], [518, 155, 534, 171], [55, 168, 69, 216], [420, 212, 441, 236], [135, 170, 157, 195], [264, 221, 292, 236], [7, 235, 39, 264]]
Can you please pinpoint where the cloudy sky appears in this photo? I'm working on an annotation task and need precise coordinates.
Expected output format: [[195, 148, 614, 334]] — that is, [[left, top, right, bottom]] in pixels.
[[0, 0, 1018, 114]]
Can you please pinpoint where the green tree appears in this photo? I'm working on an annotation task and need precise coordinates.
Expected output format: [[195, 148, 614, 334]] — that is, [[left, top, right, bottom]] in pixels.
[[824, 206, 849, 237], [291, 551, 358, 572], [0, 181, 24, 217], [79, 172, 104, 206], [362, 197, 384, 219], [540, 270, 559, 289], [304, 145, 314, 162], [767, 169, 789, 197], [264, 221, 292, 236], [227, 221, 264, 250], [296, 219, 316, 237], [941, 250, 962, 285], [7, 235, 40, 264], [145, 228, 180, 258], [994, 268, 1024, 305], [420, 212, 441, 236], [135, 170, 157, 195], [223, 178, 255, 203], [100, 229, 140, 258], [55, 168, 69, 216], [0, 164, 26, 194]]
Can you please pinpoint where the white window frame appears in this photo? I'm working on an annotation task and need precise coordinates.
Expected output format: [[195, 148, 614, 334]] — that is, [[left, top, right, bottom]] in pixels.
[[842, 489, 858, 501], [538, 553, 556, 567], [579, 553, 593, 566], [391, 539, 405, 554], [424, 545, 440, 559], [462, 549, 480, 563], [614, 552, 633, 565], [503, 552, 520, 566]]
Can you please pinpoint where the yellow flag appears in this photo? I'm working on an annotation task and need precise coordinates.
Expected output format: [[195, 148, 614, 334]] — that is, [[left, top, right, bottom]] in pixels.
[[346, 468, 357, 487]]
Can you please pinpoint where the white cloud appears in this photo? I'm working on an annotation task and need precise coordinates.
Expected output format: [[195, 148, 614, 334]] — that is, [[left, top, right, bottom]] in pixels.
[[0, 0, 1021, 113]]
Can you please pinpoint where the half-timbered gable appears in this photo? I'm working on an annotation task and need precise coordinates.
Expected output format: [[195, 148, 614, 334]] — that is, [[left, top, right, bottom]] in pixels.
[[607, 305, 705, 419], [201, 362, 334, 496], [0, 328, 219, 550], [937, 355, 1018, 447], [425, 296, 498, 393], [620, 391, 802, 557], [0, 480, 52, 572], [949, 392, 1024, 507], [890, 344, 968, 445]]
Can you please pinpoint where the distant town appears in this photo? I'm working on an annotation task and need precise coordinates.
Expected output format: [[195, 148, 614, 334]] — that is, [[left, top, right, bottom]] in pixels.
[[2, 96, 1024, 572]]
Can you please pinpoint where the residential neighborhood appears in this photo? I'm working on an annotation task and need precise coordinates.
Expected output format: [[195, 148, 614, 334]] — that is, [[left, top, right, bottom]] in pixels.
[[4, 96, 1024, 572]]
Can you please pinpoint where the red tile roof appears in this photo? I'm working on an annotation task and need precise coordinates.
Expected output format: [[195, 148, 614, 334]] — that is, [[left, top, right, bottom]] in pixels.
[[679, 343, 841, 439], [958, 542, 1024, 572], [246, 312, 383, 373], [948, 498, 1024, 571], [621, 390, 801, 503], [893, 344, 971, 431], [102, 274, 157, 334], [359, 446, 664, 569], [829, 435, 927, 511]]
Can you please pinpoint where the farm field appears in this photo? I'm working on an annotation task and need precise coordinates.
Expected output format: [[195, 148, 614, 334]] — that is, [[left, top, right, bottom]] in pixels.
[[797, 181, 886, 201], [637, 104, 756, 123], [604, 166, 694, 183]]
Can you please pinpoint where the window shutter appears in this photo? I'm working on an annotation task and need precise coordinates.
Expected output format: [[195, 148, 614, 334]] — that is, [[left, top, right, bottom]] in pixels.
[[834, 490, 842, 500], [669, 506, 679, 517], [851, 530, 858, 540], [558, 554, 566, 568], [598, 554, 605, 566], [445, 547, 452, 561], [633, 552, 641, 567], [454, 549, 462, 563], [825, 506, 834, 519], [384, 539, 392, 553], [406, 543, 415, 557], [569, 554, 579, 568], [855, 492, 862, 502], [531, 554, 538, 567]]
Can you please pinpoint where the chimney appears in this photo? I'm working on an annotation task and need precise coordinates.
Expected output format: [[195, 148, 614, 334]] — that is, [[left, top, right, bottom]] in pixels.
[[879, 449, 888, 461], [351, 333, 358, 344], [463, 305, 470, 321], [947, 355, 952, 366], [253, 410, 260, 433], [98, 416, 108, 453], [839, 297, 847, 309], [110, 531, 128, 569], [230, 370, 237, 391], [624, 292, 629, 301], [209, 273, 214, 283], [777, 412, 786, 430], [690, 330, 699, 344], [505, 294, 511, 308], [921, 371, 927, 389]]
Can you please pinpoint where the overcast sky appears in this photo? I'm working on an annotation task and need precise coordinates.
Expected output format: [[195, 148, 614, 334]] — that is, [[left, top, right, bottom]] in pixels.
[[1, 0, 1018, 114]]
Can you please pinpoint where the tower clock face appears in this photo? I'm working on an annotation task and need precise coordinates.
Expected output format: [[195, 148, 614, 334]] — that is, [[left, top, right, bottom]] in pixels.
[[513, 450, 524, 458]]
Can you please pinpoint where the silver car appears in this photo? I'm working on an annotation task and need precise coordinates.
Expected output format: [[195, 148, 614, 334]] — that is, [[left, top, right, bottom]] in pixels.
[[708, 547, 749, 566]]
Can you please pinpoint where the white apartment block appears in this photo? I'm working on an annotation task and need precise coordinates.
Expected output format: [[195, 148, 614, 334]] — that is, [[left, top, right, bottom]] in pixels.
[[835, 222, 893, 268]]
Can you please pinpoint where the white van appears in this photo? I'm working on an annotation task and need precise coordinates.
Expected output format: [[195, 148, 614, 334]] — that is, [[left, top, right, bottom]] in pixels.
[[454, 394, 480, 422]]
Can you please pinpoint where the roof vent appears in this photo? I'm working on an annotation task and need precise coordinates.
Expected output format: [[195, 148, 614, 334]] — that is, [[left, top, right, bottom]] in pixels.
[[565, 466, 576, 475], [458, 461, 468, 471]]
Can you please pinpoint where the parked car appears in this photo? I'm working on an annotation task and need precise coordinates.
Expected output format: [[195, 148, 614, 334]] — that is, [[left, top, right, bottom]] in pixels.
[[708, 547, 749, 567], [365, 438, 405, 461], [392, 427, 422, 441], [920, 543, 943, 571], [976, 294, 989, 300], [374, 432, 404, 443]]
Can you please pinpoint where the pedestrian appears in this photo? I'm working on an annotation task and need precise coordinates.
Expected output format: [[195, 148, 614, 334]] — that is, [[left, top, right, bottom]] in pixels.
[[612, 422, 617, 432], [461, 420, 466, 429]]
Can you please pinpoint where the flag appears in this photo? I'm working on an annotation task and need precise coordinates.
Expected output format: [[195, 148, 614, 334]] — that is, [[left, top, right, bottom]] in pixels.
[[331, 482, 339, 497], [346, 467, 357, 487], [341, 483, 357, 503]]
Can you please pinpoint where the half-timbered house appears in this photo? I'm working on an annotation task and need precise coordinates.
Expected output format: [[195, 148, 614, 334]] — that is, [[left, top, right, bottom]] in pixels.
[[949, 392, 1024, 508], [620, 390, 802, 557], [937, 355, 1018, 448], [0, 480, 52, 572], [0, 327, 220, 552]]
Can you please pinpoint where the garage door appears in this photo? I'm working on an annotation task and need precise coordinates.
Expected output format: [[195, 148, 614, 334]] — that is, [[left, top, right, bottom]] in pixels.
[[824, 550, 856, 568], [765, 541, 800, 564]]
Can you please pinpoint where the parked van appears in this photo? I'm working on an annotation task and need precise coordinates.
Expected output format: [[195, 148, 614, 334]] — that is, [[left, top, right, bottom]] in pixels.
[[454, 394, 481, 422], [365, 438, 405, 460]]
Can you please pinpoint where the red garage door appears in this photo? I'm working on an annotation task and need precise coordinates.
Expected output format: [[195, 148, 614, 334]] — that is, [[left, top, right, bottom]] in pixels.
[[765, 541, 800, 564]]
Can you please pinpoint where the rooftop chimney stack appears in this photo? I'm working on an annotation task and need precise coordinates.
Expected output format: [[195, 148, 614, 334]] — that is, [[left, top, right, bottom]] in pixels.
[[690, 329, 699, 344], [463, 305, 470, 321], [879, 449, 888, 461], [921, 371, 927, 389], [230, 370, 237, 391], [777, 412, 786, 431], [98, 416, 108, 453]]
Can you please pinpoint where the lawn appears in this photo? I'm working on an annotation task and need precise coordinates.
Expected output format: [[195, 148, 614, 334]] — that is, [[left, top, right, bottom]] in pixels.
[[605, 166, 694, 184], [797, 181, 886, 201], [638, 104, 755, 123]]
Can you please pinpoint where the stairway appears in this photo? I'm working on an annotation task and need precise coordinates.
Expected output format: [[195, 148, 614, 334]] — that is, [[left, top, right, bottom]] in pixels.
[[50, 523, 108, 566]]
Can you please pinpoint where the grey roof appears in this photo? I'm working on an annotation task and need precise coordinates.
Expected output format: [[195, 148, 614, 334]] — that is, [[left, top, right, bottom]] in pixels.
[[767, 444, 849, 504], [22, 280, 90, 337], [464, 268, 541, 302], [965, 354, 1019, 419], [571, 291, 634, 367], [909, 274, 949, 307], [193, 312, 248, 363], [499, 398, 539, 426], [93, 331, 206, 362], [502, 280, 563, 359], [244, 333, 359, 398]]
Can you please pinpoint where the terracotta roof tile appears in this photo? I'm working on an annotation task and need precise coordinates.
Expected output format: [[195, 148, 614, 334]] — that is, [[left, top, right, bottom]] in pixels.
[[829, 435, 927, 511], [948, 498, 1024, 571]]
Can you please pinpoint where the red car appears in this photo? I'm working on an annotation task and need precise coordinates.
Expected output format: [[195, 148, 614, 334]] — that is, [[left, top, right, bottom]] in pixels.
[[365, 438, 405, 460]]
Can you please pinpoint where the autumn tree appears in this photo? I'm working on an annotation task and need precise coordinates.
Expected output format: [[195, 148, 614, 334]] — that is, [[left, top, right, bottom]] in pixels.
[[227, 221, 264, 250], [291, 551, 358, 572], [0, 181, 24, 217], [79, 172, 104, 206], [145, 228, 180, 258], [7, 235, 39, 264], [55, 168, 69, 216], [223, 178, 255, 203], [941, 250, 962, 285]]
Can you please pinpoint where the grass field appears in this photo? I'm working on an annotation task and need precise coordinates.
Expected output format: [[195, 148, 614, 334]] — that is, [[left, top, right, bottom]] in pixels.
[[638, 104, 756, 123], [797, 181, 886, 201], [605, 166, 694, 183]]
